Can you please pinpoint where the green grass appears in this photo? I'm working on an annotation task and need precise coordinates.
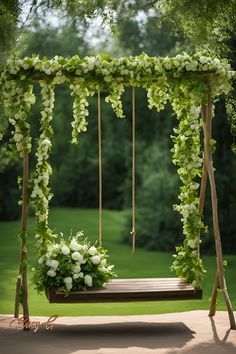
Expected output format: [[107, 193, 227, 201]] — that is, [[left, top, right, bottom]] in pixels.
[[0, 207, 235, 316]]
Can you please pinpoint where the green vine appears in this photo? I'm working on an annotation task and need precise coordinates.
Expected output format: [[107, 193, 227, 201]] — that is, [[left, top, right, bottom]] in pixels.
[[31, 81, 55, 253]]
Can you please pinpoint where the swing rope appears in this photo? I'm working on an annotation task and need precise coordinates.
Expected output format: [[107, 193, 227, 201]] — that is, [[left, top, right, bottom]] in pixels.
[[98, 90, 103, 247], [130, 86, 136, 255]]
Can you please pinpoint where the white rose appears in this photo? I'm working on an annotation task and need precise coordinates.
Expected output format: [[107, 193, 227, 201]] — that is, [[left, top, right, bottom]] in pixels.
[[70, 240, 81, 251], [71, 251, 82, 261], [64, 277, 73, 291], [47, 269, 56, 277], [64, 276, 72, 284], [84, 274, 92, 287], [91, 255, 101, 265], [79, 272, 84, 278], [50, 260, 59, 270], [73, 274, 79, 280], [88, 246, 97, 256], [61, 245, 70, 255]]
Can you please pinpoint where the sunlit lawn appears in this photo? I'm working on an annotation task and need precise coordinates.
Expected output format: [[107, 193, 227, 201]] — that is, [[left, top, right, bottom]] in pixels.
[[0, 208, 235, 316]]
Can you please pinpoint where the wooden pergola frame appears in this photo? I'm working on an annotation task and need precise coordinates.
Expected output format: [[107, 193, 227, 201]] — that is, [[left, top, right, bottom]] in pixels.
[[10, 69, 236, 330]]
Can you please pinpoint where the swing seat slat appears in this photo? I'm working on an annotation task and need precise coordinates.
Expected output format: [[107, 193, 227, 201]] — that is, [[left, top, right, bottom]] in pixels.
[[45, 277, 202, 303]]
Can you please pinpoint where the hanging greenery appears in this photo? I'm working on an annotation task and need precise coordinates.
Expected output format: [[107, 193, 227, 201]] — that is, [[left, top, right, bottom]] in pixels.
[[0, 52, 235, 291], [31, 81, 55, 253]]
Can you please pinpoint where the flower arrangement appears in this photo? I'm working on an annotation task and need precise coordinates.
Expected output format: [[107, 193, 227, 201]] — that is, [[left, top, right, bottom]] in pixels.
[[33, 231, 116, 294]]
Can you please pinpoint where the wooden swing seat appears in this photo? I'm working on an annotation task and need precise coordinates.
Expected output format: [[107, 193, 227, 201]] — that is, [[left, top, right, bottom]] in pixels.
[[45, 277, 202, 303]]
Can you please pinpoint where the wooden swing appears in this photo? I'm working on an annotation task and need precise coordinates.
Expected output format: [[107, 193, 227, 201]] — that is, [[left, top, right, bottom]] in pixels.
[[13, 65, 236, 330], [45, 87, 202, 304]]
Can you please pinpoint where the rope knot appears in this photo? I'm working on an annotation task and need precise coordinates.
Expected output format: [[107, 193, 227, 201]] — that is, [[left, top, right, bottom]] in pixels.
[[130, 228, 136, 238]]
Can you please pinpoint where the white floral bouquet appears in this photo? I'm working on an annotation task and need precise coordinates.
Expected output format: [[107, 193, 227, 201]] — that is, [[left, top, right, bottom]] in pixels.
[[33, 231, 116, 294]]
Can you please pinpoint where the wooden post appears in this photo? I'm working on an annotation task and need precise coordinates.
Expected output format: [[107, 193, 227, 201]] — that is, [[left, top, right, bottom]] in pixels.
[[197, 162, 207, 258], [202, 84, 236, 329], [209, 272, 219, 317], [14, 150, 30, 330]]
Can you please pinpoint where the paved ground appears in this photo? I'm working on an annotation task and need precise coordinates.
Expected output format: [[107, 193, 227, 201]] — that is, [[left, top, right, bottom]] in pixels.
[[0, 311, 236, 353]]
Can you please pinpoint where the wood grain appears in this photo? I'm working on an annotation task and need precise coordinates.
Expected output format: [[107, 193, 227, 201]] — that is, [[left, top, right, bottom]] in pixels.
[[46, 278, 202, 303]]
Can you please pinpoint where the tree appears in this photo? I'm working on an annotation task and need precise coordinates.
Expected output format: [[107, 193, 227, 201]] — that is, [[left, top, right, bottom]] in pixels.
[[0, 0, 20, 64]]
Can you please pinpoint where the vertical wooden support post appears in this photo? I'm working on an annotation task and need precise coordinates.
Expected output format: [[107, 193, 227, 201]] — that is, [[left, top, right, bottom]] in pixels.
[[197, 162, 207, 258], [196, 105, 208, 258], [14, 150, 30, 330], [97, 91, 102, 248], [202, 81, 236, 329]]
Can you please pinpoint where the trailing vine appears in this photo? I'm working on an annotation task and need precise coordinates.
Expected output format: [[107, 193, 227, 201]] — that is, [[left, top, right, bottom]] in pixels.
[[31, 81, 55, 253], [170, 86, 206, 287]]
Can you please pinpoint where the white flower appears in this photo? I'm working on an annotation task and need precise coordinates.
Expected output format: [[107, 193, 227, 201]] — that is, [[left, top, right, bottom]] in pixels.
[[64, 276, 72, 284], [70, 239, 81, 251], [46, 259, 52, 266], [42, 138, 51, 146], [79, 272, 84, 278], [73, 264, 81, 273], [91, 255, 101, 265], [61, 245, 70, 255], [71, 251, 83, 262], [188, 239, 196, 249], [88, 246, 97, 256], [73, 274, 79, 280], [84, 274, 92, 287], [47, 269, 56, 277], [64, 277, 73, 291], [48, 244, 59, 253], [50, 260, 59, 270]]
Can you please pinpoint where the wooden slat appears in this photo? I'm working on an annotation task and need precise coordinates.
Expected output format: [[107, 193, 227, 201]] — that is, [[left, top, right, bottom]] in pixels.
[[46, 278, 202, 303]]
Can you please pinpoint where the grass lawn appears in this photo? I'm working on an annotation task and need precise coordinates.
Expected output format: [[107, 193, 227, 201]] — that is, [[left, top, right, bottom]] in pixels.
[[0, 207, 235, 317]]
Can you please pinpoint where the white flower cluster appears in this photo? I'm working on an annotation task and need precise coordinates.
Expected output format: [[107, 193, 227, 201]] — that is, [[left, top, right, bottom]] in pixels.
[[34, 231, 116, 293], [70, 82, 94, 143], [147, 79, 169, 112], [105, 83, 125, 118], [1, 81, 35, 154], [31, 81, 55, 249]]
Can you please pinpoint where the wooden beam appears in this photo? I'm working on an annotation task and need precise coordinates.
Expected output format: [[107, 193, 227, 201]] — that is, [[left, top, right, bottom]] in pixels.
[[14, 150, 30, 330]]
